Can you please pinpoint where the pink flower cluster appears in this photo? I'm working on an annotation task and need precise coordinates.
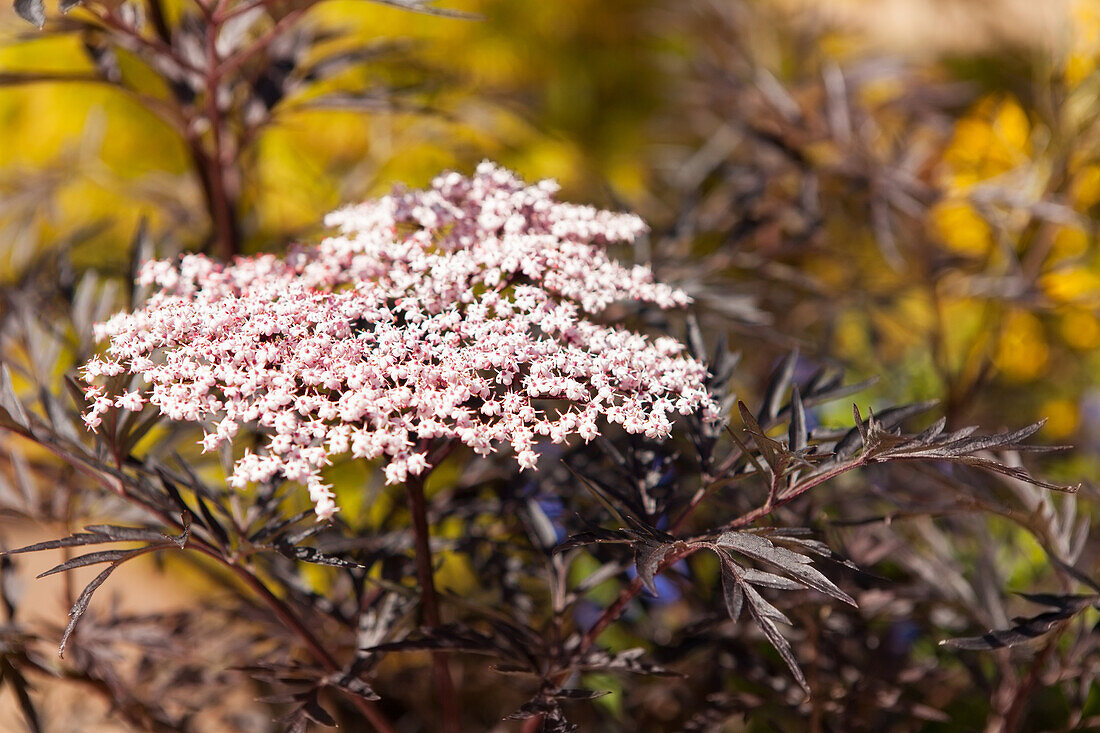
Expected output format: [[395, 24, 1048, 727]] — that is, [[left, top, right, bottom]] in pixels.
[[82, 163, 717, 519]]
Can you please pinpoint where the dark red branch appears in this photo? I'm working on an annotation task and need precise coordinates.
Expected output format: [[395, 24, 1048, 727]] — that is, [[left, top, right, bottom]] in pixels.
[[405, 472, 461, 733]]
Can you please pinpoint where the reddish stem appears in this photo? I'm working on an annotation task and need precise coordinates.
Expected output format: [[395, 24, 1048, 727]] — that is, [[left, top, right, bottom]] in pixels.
[[202, 10, 242, 259], [405, 472, 461, 733]]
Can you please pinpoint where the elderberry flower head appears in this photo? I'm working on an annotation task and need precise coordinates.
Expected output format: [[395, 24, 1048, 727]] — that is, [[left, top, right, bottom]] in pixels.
[[83, 163, 719, 519]]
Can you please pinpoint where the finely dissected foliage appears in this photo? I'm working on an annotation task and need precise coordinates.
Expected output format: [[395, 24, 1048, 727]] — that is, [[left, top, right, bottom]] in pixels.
[[1, 0, 1098, 732], [82, 163, 716, 518], [0, 171, 1078, 730]]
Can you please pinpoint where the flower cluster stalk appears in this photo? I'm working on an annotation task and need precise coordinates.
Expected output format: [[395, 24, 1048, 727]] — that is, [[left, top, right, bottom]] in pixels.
[[404, 471, 460, 732]]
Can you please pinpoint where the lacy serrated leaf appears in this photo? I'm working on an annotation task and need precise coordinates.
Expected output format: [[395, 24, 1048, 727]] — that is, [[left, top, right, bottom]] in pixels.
[[768, 531, 861, 571], [278, 544, 365, 569], [635, 540, 672, 595], [720, 558, 745, 621], [553, 688, 611, 701], [329, 673, 380, 702], [248, 509, 314, 543], [0, 657, 42, 733], [836, 401, 938, 458], [912, 417, 947, 445], [740, 568, 806, 590], [37, 548, 143, 579], [59, 564, 116, 658], [356, 593, 413, 657], [717, 531, 809, 566], [13, 0, 45, 29], [741, 582, 807, 691], [82, 524, 172, 543], [5, 528, 158, 556], [119, 409, 163, 456], [717, 531, 855, 606], [737, 401, 785, 470], [740, 581, 792, 626], [300, 691, 336, 726], [788, 385, 807, 452], [935, 420, 1043, 454], [553, 527, 636, 554], [759, 349, 798, 423], [942, 594, 1098, 650], [0, 364, 30, 430], [576, 647, 679, 676], [946, 457, 1078, 493]]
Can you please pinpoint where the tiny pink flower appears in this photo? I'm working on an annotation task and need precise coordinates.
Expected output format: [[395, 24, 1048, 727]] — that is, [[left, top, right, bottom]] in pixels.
[[517, 450, 540, 471], [115, 391, 145, 412]]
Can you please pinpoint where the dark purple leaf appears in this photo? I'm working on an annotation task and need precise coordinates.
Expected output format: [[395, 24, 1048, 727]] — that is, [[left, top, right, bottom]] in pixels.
[[0, 657, 42, 733], [37, 548, 142, 579], [301, 691, 336, 726], [278, 544, 365, 569], [59, 563, 117, 657], [720, 558, 744, 621], [5, 532, 139, 556], [13, 0, 45, 29], [82, 524, 172, 543], [716, 531, 855, 606], [0, 556, 20, 618], [741, 582, 807, 691], [249, 510, 314, 543], [759, 349, 798, 423], [942, 594, 1098, 650], [329, 673, 380, 701], [553, 688, 610, 700], [553, 527, 635, 554], [0, 364, 29, 429], [740, 568, 805, 590], [575, 647, 679, 676], [788, 385, 807, 452], [737, 401, 783, 470], [635, 541, 671, 596]]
